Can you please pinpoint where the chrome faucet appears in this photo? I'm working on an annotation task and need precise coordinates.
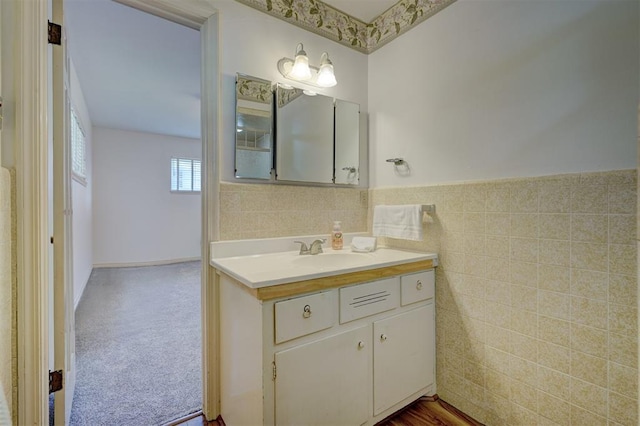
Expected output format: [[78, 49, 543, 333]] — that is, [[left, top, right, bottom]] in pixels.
[[294, 239, 326, 255], [309, 239, 326, 255]]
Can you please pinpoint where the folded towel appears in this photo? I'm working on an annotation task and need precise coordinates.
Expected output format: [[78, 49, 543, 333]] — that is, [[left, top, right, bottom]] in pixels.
[[351, 236, 377, 252], [372, 205, 423, 241]]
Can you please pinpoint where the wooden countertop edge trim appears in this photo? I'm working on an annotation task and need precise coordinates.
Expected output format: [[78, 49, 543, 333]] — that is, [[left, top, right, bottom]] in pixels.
[[215, 259, 435, 301]]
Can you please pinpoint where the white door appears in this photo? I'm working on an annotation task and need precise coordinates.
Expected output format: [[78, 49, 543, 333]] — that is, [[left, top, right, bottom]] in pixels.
[[52, 0, 76, 422], [275, 325, 370, 426], [373, 304, 434, 415]]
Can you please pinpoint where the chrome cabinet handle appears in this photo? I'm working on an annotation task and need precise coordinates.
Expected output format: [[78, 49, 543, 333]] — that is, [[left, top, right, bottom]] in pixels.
[[416, 280, 423, 290], [302, 305, 311, 319], [380, 334, 387, 342]]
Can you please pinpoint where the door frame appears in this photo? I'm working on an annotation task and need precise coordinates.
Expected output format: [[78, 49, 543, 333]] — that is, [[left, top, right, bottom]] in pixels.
[[16, 0, 221, 422]]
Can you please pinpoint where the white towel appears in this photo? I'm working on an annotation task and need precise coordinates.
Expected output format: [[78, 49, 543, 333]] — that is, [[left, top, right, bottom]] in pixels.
[[372, 205, 423, 241]]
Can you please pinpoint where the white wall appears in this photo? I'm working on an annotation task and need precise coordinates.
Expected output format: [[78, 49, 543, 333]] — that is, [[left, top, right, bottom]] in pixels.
[[70, 58, 93, 308], [92, 127, 201, 265], [213, 0, 369, 183], [368, 0, 639, 187]]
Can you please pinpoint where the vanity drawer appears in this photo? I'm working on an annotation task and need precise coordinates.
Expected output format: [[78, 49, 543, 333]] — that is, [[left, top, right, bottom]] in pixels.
[[400, 270, 435, 306], [275, 291, 335, 344], [340, 277, 399, 324]]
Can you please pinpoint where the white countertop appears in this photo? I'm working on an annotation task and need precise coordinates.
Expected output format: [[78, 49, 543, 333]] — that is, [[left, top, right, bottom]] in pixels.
[[210, 234, 438, 289]]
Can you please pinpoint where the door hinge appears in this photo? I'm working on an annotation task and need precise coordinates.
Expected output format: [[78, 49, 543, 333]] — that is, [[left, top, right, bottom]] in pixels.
[[50, 236, 54, 244], [48, 21, 62, 45], [49, 370, 63, 394], [272, 362, 276, 381]]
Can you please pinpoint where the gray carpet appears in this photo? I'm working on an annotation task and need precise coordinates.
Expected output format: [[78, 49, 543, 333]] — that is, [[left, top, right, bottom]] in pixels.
[[70, 261, 202, 426]]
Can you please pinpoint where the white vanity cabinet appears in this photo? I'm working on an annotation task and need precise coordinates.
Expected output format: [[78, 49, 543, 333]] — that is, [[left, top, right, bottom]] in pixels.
[[217, 264, 436, 426]]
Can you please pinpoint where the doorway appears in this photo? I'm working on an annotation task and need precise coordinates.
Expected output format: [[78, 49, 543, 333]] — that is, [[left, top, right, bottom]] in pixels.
[[58, 0, 204, 423]]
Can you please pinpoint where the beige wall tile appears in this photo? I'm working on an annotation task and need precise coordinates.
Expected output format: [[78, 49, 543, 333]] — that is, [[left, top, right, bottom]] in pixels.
[[609, 243, 637, 276], [571, 185, 608, 214], [539, 316, 570, 347], [571, 350, 607, 385], [570, 378, 608, 417], [486, 212, 511, 236], [510, 237, 539, 262], [610, 215, 636, 244], [539, 239, 570, 267], [571, 214, 608, 243], [570, 323, 607, 358], [511, 309, 538, 337], [485, 279, 511, 305], [511, 213, 539, 238], [511, 285, 538, 313], [609, 273, 637, 306], [368, 170, 638, 426], [609, 185, 637, 215], [608, 303, 637, 336], [510, 261, 538, 287], [537, 365, 571, 401], [608, 391, 638, 425], [609, 332, 637, 369], [538, 290, 571, 321], [571, 242, 608, 272], [486, 257, 510, 282], [539, 213, 571, 240], [609, 362, 638, 399], [511, 182, 539, 213], [486, 235, 510, 258], [571, 405, 607, 426], [570, 268, 608, 300], [538, 341, 570, 374], [537, 391, 571, 426], [510, 331, 537, 363], [571, 296, 608, 329], [511, 379, 537, 412], [486, 186, 510, 212], [538, 265, 570, 293], [539, 183, 571, 213]]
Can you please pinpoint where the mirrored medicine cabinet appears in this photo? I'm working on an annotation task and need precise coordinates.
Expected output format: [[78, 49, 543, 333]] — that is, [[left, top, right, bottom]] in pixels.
[[234, 73, 361, 186]]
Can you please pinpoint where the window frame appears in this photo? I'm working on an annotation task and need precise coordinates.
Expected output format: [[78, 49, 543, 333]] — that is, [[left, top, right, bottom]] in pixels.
[[170, 157, 202, 194], [70, 106, 88, 186]]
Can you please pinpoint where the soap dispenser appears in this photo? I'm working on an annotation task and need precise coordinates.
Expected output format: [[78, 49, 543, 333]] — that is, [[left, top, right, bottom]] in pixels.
[[331, 221, 343, 250]]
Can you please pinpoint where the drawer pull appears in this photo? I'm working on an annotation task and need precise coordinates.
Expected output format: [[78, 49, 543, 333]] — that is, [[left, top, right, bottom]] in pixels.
[[302, 305, 312, 319], [358, 341, 365, 349], [416, 280, 423, 290], [380, 334, 387, 342]]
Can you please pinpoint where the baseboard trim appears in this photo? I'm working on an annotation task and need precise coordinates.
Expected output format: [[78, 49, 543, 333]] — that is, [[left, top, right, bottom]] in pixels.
[[93, 257, 201, 269]]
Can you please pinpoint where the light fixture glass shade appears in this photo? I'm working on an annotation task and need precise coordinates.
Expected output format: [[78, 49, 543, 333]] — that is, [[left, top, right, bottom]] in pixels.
[[289, 44, 312, 80], [316, 52, 337, 87]]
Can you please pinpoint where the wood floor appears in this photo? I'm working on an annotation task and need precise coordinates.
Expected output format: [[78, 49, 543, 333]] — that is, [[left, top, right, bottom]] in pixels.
[[171, 395, 484, 426]]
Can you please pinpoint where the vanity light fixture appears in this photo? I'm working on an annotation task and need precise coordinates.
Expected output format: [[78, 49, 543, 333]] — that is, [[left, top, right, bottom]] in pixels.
[[277, 43, 337, 88]]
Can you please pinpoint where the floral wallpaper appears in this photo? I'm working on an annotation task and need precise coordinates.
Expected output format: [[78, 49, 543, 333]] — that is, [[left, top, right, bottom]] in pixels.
[[234, 0, 457, 53], [236, 75, 273, 103]]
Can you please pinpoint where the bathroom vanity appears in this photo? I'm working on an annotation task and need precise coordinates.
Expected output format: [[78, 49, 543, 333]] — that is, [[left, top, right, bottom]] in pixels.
[[210, 235, 438, 426]]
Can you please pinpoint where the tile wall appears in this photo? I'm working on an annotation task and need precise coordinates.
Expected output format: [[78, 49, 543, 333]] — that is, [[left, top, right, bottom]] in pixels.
[[0, 168, 14, 419], [370, 170, 638, 426], [219, 182, 368, 240]]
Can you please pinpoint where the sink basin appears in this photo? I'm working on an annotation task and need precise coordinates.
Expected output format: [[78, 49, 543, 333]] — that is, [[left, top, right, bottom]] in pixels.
[[292, 252, 373, 269]]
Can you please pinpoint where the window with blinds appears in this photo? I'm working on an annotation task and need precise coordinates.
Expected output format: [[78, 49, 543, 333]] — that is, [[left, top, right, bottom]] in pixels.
[[71, 108, 87, 184], [171, 157, 201, 193]]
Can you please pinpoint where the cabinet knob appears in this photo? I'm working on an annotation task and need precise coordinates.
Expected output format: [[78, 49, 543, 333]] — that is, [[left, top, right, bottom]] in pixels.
[[380, 334, 387, 342], [358, 341, 365, 349], [416, 280, 423, 290], [302, 304, 312, 319]]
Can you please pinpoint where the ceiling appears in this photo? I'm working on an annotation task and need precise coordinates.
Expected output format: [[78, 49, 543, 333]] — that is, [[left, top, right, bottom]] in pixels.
[[63, 0, 412, 140], [65, 0, 201, 139]]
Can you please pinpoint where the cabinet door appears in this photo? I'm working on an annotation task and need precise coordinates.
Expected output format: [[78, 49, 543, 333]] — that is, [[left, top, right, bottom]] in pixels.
[[275, 325, 370, 426], [373, 304, 434, 415]]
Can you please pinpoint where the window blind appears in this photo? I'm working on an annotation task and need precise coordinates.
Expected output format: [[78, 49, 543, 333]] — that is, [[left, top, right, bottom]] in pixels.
[[171, 157, 201, 192]]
